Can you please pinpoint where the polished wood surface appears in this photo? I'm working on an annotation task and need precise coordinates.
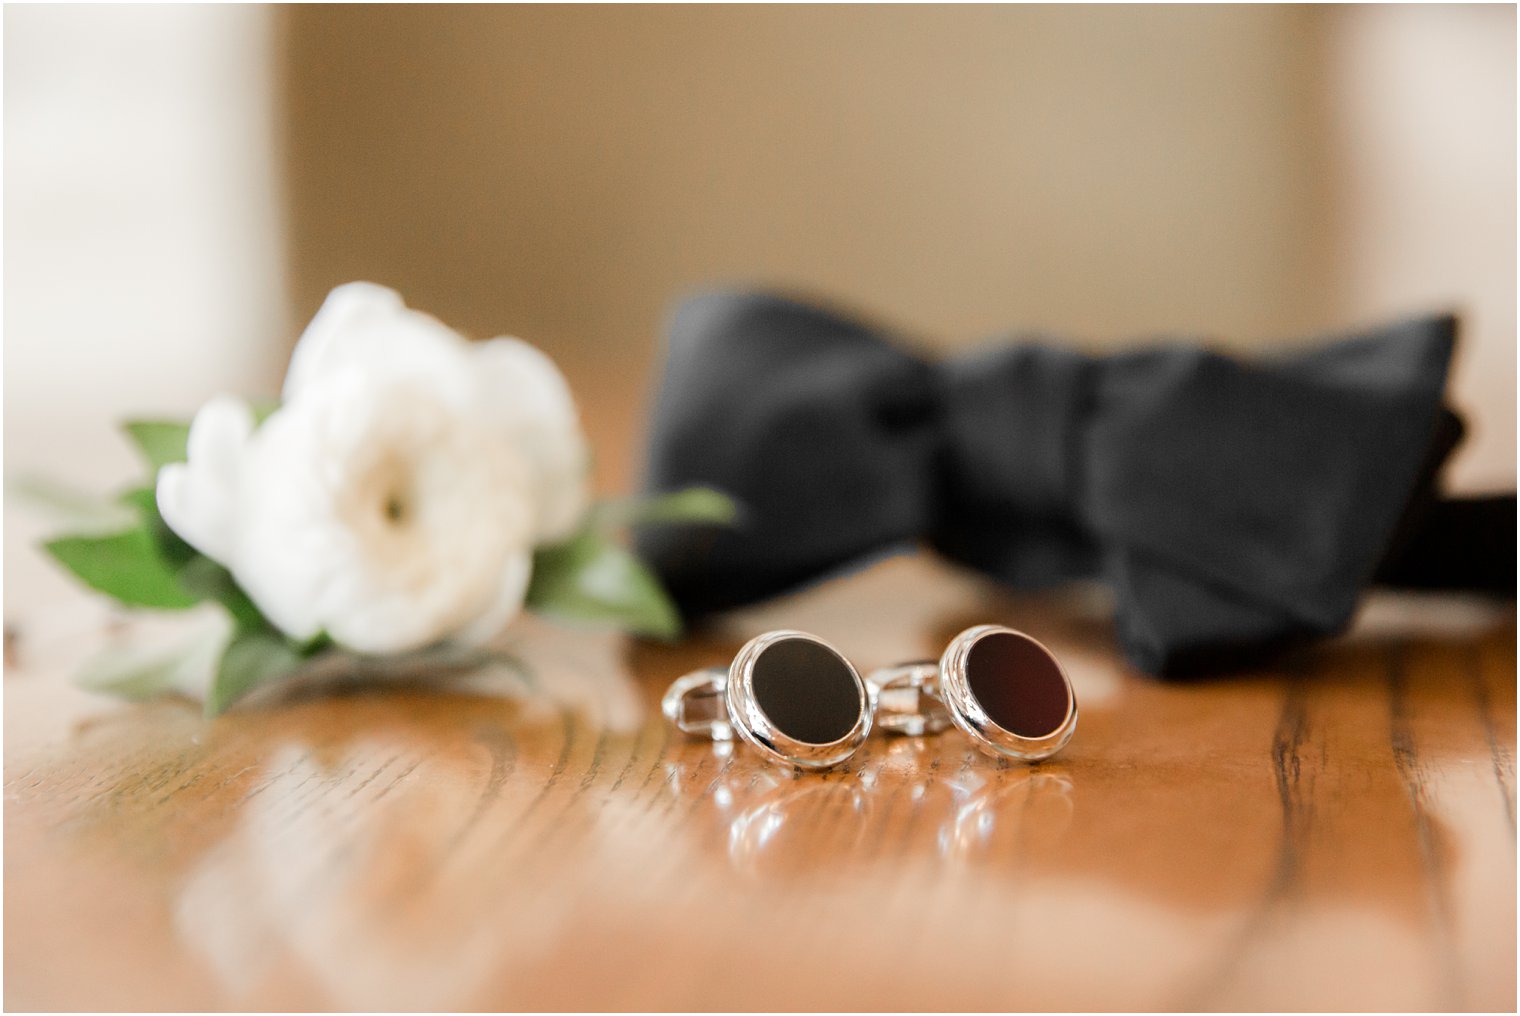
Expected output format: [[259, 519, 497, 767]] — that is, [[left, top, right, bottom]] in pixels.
[[5, 555, 1515, 1011]]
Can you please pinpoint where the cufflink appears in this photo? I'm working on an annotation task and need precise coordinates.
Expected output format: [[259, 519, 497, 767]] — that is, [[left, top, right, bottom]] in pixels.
[[662, 630, 872, 771], [867, 624, 1077, 762]]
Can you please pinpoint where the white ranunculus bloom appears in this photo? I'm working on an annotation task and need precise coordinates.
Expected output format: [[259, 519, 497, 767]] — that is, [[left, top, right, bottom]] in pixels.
[[238, 372, 537, 652], [157, 282, 589, 653], [284, 282, 590, 543]]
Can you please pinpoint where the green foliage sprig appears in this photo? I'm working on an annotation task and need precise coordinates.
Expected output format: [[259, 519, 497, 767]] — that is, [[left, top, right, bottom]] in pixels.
[[32, 418, 734, 715]]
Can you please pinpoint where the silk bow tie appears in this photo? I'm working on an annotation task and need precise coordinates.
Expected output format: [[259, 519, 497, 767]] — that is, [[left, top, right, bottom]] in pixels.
[[635, 291, 1513, 676]]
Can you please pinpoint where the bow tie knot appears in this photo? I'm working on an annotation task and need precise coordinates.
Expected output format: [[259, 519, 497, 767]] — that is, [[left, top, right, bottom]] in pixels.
[[934, 343, 1095, 551]]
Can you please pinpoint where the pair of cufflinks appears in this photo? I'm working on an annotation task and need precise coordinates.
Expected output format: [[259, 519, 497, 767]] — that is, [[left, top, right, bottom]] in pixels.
[[663, 625, 1077, 772]]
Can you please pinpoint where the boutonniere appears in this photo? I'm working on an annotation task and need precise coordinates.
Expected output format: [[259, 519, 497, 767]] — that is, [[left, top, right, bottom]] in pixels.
[[32, 282, 732, 713]]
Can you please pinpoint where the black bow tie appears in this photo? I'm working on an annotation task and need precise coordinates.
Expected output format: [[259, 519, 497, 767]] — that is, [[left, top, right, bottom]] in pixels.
[[635, 291, 1513, 676]]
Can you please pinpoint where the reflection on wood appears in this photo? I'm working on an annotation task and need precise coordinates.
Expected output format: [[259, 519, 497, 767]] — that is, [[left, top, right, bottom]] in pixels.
[[4, 554, 1514, 1011]]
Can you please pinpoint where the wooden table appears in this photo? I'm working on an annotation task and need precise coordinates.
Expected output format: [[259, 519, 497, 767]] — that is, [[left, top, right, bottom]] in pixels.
[[4, 552, 1514, 1011]]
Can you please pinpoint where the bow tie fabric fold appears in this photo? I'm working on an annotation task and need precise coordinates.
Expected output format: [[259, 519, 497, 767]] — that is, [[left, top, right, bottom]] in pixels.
[[635, 291, 1513, 676]]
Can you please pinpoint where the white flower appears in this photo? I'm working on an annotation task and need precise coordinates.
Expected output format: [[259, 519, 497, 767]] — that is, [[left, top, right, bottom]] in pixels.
[[156, 283, 590, 653], [284, 282, 590, 543]]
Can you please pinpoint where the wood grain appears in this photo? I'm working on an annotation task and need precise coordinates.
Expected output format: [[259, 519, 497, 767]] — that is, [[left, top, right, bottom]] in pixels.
[[4, 555, 1514, 1011]]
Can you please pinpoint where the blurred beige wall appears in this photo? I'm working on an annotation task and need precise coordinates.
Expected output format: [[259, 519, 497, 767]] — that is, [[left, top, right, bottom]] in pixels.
[[282, 4, 1335, 489], [280, 4, 1513, 493]]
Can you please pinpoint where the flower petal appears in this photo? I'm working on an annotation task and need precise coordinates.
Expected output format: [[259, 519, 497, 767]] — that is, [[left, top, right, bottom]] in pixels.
[[451, 549, 533, 647], [471, 338, 592, 543], [282, 282, 404, 400], [282, 282, 474, 405], [156, 395, 253, 565]]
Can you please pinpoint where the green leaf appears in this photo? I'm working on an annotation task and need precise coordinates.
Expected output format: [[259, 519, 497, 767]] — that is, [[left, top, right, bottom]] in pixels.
[[118, 485, 199, 567], [78, 647, 188, 700], [122, 420, 190, 471], [207, 629, 306, 716], [76, 614, 233, 701], [591, 487, 738, 531], [527, 530, 682, 640], [116, 486, 280, 636], [44, 528, 200, 609], [175, 556, 267, 632], [249, 398, 281, 425], [119, 485, 156, 516], [6, 473, 137, 534]]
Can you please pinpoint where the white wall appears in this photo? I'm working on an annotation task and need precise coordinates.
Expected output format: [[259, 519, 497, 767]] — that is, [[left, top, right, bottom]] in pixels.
[[4, 5, 288, 626], [1324, 4, 1515, 491]]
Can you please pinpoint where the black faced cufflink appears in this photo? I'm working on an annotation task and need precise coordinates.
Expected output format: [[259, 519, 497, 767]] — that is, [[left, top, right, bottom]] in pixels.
[[868, 625, 1077, 762], [663, 630, 872, 771]]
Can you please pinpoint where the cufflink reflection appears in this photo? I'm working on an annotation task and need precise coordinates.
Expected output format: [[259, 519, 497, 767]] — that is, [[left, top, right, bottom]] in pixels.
[[934, 769, 1074, 862], [726, 774, 875, 875], [662, 747, 1074, 876]]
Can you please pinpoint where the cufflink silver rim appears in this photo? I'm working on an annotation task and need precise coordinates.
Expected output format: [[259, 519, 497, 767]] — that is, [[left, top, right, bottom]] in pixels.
[[867, 624, 1077, 762], [662, 630, 872, 771]]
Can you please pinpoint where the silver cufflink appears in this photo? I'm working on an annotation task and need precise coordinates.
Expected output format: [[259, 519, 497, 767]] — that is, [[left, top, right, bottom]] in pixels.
[[662, 629, 872, 771], [867, 624, 1077, 762]]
